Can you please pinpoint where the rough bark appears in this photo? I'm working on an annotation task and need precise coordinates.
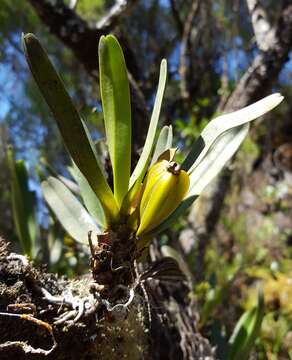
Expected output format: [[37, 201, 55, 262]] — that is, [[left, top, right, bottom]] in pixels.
[[222, 1, 292, 112], [0, 237, 215, 359]]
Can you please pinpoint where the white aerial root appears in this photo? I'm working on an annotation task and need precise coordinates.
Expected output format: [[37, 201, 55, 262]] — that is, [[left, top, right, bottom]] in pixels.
[[40, 284, 136, 325], [7, 253, 29, 268]]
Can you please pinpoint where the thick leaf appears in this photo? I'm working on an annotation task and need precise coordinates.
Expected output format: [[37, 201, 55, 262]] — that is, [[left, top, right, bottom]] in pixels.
[[129, 59, 167, 188], [42, 177, 100, 244], [99, 35, 131, 207], [7, 148, 38, 257], [189, 124, 249, 195], [22, 33, 118, 224], [227, 290, 264, 360], [70, 162, 106, 229], [40, 157, 80, 195], [182, 93, 284, 172], [151, 125, 173, 165]]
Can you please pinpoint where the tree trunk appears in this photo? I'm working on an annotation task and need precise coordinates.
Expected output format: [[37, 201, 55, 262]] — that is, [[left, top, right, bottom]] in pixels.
[[0, 238, 215, 359]]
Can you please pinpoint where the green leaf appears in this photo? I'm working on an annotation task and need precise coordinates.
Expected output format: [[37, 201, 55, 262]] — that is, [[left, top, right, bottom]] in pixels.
[[227, 290, 264, 360], [129, 59, 167, 188], [151, 125, 173, 165], [69, 162, 106, 229], [189, 124, 249, 196], [22, 33, 118, 225], [7, 148, 38, 257], [182, 93, 284, 172], [42, 177, 100, 244], [99, 35, 131, 207], [40, 157, 80, 195]]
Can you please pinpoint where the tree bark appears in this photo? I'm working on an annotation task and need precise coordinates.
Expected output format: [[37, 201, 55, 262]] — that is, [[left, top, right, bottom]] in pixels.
[[0, 237, 215, 359]]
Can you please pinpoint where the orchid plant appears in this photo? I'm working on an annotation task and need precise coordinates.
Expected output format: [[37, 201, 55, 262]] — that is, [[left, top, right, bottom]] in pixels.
[[22, 33, 283, 284]]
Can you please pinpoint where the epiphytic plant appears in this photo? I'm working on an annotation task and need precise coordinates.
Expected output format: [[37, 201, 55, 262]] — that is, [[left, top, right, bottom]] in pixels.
[[22, 33, 283, 289]]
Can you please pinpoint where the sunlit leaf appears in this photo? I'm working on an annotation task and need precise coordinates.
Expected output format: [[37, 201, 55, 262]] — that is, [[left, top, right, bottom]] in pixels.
[[42, 176, 100, 244], [99, 35, 131, 207], [189, 124, 249, 196], [22, 33, 118, 225], [182, 93, 284, 172], [129, 59, 167, 188], [70, 162, 106, 229], [151, 125, 173, 165], [40, 157, 80, 195]]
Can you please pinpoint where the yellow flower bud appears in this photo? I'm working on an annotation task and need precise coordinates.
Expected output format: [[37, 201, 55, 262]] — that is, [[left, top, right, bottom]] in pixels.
[[136, 160, 189, 236]]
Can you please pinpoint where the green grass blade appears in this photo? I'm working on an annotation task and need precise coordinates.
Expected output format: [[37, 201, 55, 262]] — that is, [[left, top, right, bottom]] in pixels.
[[42, 177, 100, 244], [7, 148, 37, 257], [150, 125, 173, 166], [70, 162, 106, 229], [129, 59, 167, 188], [182, 93, 284, 172], [22, 33, 118, 225], [99, 35, 131, 207], [227, 290, 264, 360]]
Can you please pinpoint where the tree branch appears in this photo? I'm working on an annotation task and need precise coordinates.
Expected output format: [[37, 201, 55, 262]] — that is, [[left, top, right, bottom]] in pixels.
[[223, 0, 292, 111], [96, 0, 138, 31], [246, 0, 276, 52], [169, 0, 184, 34], [179, 0, 200, 102]]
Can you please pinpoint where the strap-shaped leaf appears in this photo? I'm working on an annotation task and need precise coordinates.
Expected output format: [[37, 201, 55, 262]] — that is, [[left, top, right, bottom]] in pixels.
[[40, 157, 80, 195], [189, 124, 249, 195], [7, 148, 38, 257], [227, 290, 264, 360], [99, 35, 131, 207], [129, 59, 167, 188], [182, 93, 284, 172], [42, 177, 100, 244], [70, 162, 106, 229], [150, 125, 173, 166], [22, 33, 118, 225]]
